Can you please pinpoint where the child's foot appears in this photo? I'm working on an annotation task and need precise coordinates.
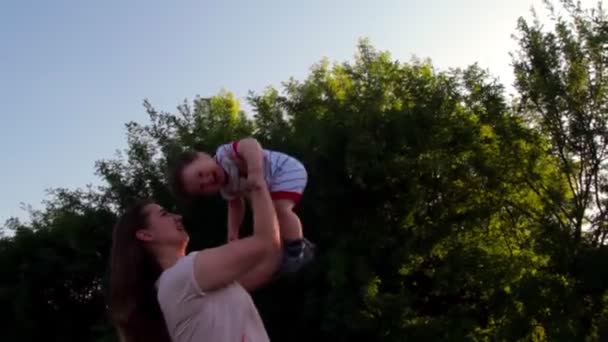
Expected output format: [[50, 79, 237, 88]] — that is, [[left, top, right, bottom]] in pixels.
[[279, 238, 315, 274]]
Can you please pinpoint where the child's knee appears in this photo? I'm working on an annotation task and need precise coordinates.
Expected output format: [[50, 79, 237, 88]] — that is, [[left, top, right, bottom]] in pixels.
[[274, 201, 300, 226], [276, 207, 297, 224], [274, 199, 295, 215]]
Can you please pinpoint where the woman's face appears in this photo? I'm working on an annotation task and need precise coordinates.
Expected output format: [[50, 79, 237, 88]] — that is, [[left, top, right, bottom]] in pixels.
[[135, 204, 189, 249]]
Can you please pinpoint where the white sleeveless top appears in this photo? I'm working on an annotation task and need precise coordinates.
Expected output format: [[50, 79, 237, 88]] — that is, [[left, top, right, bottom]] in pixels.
[[156, 252, 270, 342]]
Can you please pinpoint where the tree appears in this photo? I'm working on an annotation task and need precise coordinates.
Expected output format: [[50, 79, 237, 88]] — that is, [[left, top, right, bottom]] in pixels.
[[513, 0, 608, 248], [513, 1, 608, 339], [248, 41, 571, 341], [88, 39, 566, 340], [3, 5, 608, 337], [0, 188, 117, 342]]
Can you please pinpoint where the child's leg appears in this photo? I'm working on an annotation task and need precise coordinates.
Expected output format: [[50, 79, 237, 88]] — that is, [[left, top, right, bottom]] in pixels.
[[273, 199, 303, 241], [273, 199, 314, 273]]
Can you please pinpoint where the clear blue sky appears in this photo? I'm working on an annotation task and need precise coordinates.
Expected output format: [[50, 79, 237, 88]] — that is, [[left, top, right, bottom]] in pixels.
[[0, 0, 582, 224]]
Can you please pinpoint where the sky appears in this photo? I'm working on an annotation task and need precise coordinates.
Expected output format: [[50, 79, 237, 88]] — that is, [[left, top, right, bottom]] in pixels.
[[0, 0, 595, 225]]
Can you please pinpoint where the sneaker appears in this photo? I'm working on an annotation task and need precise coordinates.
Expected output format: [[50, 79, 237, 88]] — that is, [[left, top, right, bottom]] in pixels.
[[279, 238, 316, 274]]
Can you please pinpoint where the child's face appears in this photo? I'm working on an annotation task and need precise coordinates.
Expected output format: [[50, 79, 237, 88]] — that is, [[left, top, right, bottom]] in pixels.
[[181, 153, 226, 195]]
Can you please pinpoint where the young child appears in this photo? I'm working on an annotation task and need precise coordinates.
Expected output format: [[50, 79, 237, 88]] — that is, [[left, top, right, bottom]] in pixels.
[[170, 137, 315, 274]]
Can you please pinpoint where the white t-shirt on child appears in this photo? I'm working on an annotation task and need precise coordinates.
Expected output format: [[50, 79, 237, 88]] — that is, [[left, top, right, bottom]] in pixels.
[[214, 141, 308, 201]]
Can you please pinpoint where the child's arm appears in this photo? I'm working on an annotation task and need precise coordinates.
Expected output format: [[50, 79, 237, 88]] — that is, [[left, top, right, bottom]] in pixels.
[[227, 197, 245, 242]]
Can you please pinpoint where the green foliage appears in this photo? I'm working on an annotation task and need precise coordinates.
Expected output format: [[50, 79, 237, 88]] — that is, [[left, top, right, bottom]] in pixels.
[[2, 2, 608, 341], [513, 0, 608, 247], [511, 1, 608, 339], [0, 189, 117, 342]]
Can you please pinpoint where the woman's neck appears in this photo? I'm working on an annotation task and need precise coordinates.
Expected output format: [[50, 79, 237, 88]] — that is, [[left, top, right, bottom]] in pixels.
[[156, 247, 186, 270]]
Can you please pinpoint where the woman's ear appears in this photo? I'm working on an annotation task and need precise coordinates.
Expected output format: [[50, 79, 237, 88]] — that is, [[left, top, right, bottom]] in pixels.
[[135, 229, 153, 242]]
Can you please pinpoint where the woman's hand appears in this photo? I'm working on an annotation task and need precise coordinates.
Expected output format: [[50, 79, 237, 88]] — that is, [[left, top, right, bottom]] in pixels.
[[246, 173, 266, 192], [233, 138, 264, 178]]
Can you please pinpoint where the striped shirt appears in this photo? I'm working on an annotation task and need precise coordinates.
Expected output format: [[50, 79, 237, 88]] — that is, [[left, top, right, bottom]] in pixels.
[[214, 142, 308, 200]]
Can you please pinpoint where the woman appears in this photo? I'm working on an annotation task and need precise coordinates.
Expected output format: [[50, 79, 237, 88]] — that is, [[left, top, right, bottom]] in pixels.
[[108, 175, 281, 341]]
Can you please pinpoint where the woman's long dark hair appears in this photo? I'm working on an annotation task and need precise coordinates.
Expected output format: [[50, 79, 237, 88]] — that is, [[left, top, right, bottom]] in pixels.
[[108, 200, 171, 342]]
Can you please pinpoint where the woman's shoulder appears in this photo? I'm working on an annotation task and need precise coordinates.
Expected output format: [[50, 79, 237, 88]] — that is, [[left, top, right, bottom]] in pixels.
[[157, 252, 204, 299], [160, 252, 199, 280]]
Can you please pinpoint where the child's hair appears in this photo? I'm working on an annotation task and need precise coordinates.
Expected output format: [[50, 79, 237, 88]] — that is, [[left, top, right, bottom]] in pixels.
[[169, 150, 199, 201]]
